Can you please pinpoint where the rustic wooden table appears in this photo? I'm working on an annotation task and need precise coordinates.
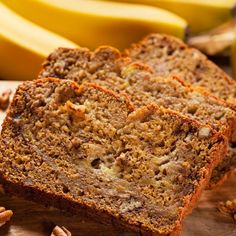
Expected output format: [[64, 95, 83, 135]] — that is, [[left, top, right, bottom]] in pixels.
[[0, 81, 235, 236]]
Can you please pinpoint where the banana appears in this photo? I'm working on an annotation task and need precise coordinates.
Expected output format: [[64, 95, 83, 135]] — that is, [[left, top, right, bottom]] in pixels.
[[101, 0, 236, 34], [1, 0, 187, 50], [0, 2, 78, 81]]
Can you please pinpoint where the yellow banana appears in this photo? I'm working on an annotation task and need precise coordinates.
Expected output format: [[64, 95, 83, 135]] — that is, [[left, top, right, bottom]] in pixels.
[[0, 2, 78, 81], [1, 0, 187, 50], [101, 0, 236, 34]]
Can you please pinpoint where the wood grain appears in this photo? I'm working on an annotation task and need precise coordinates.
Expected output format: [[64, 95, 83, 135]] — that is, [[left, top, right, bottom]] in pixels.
[[0, 81, 235, 236]]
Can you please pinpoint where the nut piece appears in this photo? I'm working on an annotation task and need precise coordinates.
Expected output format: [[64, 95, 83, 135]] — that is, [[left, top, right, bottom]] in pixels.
[[198, 127, 211, 138], [120, 198, 142, 213], [64, 101, 86, 120], [218, 199, 236, 221], [0, 89, 12, 111], [0, 207, 13, 227], [51, 226, 71, 236]]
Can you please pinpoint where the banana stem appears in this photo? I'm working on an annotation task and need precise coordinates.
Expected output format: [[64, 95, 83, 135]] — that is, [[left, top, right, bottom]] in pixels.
[[188, 31, 234, 55], [188, 20, 236, 55]]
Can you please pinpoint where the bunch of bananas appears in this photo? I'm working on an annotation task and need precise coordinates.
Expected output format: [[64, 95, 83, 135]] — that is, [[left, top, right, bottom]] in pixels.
[[0, 2, 77, 81], [102, 0, 236, 33], [1, 0, 236, 80]]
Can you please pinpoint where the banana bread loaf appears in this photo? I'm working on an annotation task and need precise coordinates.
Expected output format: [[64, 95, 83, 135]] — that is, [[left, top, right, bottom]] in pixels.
[[125, 33, 236, 105], [39, 46, 236, 187], [0, 78, 227, 235]]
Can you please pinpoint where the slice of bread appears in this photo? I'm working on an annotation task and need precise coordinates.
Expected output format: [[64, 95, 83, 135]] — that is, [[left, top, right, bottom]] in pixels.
[[0, 78, 226, 235], [39, 46, 236, 187], [125, 33, 236, 105]]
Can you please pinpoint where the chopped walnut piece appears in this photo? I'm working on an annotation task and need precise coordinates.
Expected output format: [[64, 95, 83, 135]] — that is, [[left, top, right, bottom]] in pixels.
[[198, 127, 210, 138], [0, 89, 12, 111], [0, 207, 13, 227], [51, 225, 71, 236], [63, 101, 86, 120], [218, 199, 236, 221]]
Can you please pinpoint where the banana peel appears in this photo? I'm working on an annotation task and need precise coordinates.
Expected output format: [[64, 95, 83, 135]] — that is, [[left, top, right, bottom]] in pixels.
[[102, 0, 236, 34], [0, 2, 78, 81], [1, 0, 188, 50]]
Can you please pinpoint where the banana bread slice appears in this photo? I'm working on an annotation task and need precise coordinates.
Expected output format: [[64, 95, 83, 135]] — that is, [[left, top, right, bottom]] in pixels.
[[125, 33, 236, 105], [39, 46, 236, 187], [0, 78, 226, 235]]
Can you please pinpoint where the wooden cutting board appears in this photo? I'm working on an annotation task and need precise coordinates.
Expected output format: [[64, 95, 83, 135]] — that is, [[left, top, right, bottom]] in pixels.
[[0, 81, 235, 236]]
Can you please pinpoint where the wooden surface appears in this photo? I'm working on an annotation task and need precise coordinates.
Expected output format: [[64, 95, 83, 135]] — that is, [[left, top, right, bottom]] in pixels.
[[0, 81, 235, 236]]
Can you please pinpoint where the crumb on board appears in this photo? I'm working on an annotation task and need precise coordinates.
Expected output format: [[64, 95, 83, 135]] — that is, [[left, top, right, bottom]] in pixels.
[[217, 199, 236, 221], [0, 207, 13, 227]]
